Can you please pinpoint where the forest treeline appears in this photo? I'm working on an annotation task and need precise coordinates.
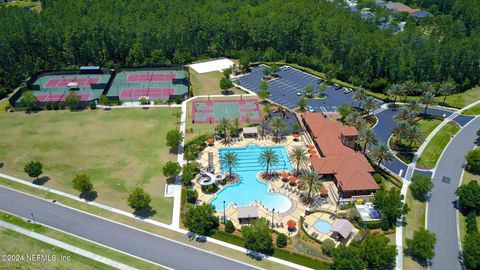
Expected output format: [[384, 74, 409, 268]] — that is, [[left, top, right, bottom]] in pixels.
[[0, 0, 480, 99]]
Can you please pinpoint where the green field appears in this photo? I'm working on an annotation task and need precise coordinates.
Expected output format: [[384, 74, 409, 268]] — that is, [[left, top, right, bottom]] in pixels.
[[403, 188, 427, 270], [0, 109, 179, 223], [416, 122, 460, 169], [189, 69, 244, 96], [0, 212, 163, 269], [462, 103, 480, 115]]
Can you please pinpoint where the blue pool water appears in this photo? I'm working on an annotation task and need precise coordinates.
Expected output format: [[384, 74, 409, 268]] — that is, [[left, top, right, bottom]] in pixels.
[[314, 220, 332, 233], [210, 144, 293, 213]]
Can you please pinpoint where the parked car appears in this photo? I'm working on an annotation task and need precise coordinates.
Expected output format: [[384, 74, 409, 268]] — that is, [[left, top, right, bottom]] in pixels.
[[307, 106, 316, 112], [344, 88, 353, 94], [195, 235, 207, 242], [317, 79, 323, 84], [296, 91, 306, 96], [334, 84, 342, 90]]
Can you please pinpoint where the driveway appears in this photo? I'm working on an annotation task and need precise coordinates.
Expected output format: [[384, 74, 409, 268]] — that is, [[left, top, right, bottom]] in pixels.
[[0, 186, 259, 270], [427, 116, 480, 270]]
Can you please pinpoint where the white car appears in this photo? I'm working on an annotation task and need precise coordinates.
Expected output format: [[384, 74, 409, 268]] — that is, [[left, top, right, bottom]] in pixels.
[[344, 88, 353, 94], [297, 91, 305, 96], [307, 106, 315, 112]]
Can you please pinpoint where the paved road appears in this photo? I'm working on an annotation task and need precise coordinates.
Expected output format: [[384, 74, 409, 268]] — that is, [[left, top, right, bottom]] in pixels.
[[0, 186, 258, 270], [427, 116, 480, 270]]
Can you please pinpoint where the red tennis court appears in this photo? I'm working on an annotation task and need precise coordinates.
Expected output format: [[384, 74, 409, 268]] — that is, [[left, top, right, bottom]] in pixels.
[[35, 92, 91, 102], [44, 77, 100, 88], [119, 88, 175, 100], [126, 73, 176, 83]]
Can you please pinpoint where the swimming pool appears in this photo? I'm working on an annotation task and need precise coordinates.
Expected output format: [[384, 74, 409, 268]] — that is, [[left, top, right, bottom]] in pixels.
[[210, 144, 293, 213], [314, 220, 332, 233]]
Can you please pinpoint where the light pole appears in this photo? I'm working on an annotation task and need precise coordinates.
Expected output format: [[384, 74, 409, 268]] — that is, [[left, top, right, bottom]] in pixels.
[[30, 213, 36, 225], [271, 208, 275, 229], [223, 200, 226, 224]]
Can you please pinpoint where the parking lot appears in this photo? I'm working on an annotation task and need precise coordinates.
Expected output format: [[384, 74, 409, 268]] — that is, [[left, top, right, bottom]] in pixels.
[[237, 64, 380, 112]]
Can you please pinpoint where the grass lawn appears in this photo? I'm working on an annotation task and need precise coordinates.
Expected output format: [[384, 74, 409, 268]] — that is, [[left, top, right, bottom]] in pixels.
[[403, 188, 427, 270], [416, 121, 460, 169], [0, 98, 10, 113], [0, 109, 179, 223], [462, 103, 480, 115], [189, 69, 245, 96], [6, 0, 42, 12], [459, 171, 480, 243], [390, 117, 443, 164], [0, 212, 163, 269]]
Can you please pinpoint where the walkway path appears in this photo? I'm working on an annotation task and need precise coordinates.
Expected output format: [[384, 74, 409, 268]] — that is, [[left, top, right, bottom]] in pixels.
[[0, 220, 139, 270]]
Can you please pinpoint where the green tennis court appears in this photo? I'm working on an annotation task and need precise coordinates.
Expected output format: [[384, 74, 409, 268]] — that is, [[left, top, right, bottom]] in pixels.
[[191, 99, 261, 124]]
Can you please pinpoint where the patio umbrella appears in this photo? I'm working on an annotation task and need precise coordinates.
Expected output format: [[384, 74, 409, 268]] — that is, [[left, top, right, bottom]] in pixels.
[[288, 176, 297, 184], [287, 219, 297, 228], [320, 187, 329, 197], [281, 171, 289, 179], [310, 154, 319, 158], [309, 149, 318, 155], [292, 134, 300, 138], [207, 138, 215, 144], [307, 144, 315, 149]]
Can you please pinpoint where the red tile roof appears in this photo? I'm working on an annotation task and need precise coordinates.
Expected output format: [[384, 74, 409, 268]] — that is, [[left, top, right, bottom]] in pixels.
[[304, 113, 379, 192]]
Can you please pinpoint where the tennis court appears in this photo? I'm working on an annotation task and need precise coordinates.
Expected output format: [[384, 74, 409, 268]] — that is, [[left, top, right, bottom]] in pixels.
[[107, 70, 188, 102], [191, 99, 262, 124], [44, 77, 100, 88], [36, 92, 91, 102]]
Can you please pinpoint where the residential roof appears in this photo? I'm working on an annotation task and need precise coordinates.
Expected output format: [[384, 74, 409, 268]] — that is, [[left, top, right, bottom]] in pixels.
[[303, 113, 379, 192], [237, 205, 259, 219], [385, 2, 420, 14], [411, 10, 433, 19], [331, 219, 354, 238], [242, 126, 258, 134]]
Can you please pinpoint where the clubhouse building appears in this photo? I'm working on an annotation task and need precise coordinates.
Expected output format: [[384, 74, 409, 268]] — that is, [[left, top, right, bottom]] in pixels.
[[302, 113, 379, 198]]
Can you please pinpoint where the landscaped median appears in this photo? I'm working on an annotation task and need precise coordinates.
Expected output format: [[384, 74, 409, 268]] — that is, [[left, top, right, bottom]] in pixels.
[[416, 121, 460, 169]]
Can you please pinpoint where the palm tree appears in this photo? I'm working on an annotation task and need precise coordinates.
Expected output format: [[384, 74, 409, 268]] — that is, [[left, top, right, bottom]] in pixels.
[[300, 170, 323, 204], [392, 120, 412, 141], [262, 103, 271, 119], [421, 91, 436, 116], [363, 96, 377, 117], [172, 110, 182, 124], [290, 146, 309, 174], [269, 117, 288, 142], [357, 128, 378, 153], [385, 84, 401, 104], [258, 149, 279, 175], [406, 125, 423, 149], [438, 82, 455, 105], [353, 86, 367, 109], [403, 81, 417, 98], [397, 83, 408, 102], [406, 100, 422, 116], [220, 152, 239, 179], [217, 118, 230, 143], [394, 107, 415, 124], [369, 144, 394, 167]]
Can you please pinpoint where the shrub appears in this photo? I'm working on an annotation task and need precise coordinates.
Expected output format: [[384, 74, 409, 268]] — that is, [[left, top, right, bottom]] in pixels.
[[174, 96, 182, 104], [202, 184, 219, 194], [373, 173, 383, 184], [463, 232, 480, 270], [127, 187, 152, 213], [52, 102, 59, 110], [166, 129, 183, 150], [381, 218, 390, 231], [405, 228, 436, 263], [276, 233, 288, 248], [365, 220, 382, 230], [90, 102, 97, 110], [321, 239, 335, 256], [162, 161, 181, 180], [466, 214, 478, 234], [185, 203, 219, 236], [225, 220, 235, 233], [24, 160, 43, 179], [242, 218, 273, 254], [466, 149, 480, 172], [72, 173, 93, 195], [456, 181, 480, 215], [410, 173, 433, 201], [45, 102, 52, 110], [186, 188, 198, 204]]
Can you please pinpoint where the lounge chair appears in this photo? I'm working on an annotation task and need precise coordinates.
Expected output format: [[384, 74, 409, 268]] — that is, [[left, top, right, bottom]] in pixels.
[[304, 222, 309, 228]]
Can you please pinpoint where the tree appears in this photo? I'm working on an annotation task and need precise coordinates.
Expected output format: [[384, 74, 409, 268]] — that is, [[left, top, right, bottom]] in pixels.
[[292, 123, 301, 133], [166, 129, 183, 150], [262, 66, 272, 77], [363, 96, 377, 116], [420, 91, 436, 115], [185, 203, 219, 236], [331, 245, 366, 270], [242, 218, 273, 254], [139, 97, 149, 105], [385, 84, 401, 104], [258, 149, 279, 175], [162, 161, 181, 180], [405, 124, 423, 148], [225, 220, 235, 233], [405, 228, 436, 264], [217, 118, 230, 143], [24, 160, 43, 180], [223, 68, 233, 78], [321, 239, 336, 256], [357, 128, 377, 153], [65, 91, 81, 109], [21, 91, 38, 111], [369, 143, 394, 167], [438, 81, 455, 105], [172, 110, 182, 124], [220, 152, 239, 179], [276, 233, 288, 248], [352, 86, 367, 109], [406, 100, 422, 115], [258, 80, 269, 101], [72, 173, 93, 195], [361, 235, 397, 270], [290, 146, 309, 174], [238, 56, 250, 71], [318, 82, 328, 97], [338, 104, 355, 122], [300, 170, 323, 204], [410, 173, 433, 201], [373, 187, 408, 228], [463, 232, 480, 270], [219, 77, 233, 93], [269, 117, 287, 141], [305, 85, 314, 97], [455, 181, 480, 214], [297, 95, 307, 111], [466, 148, 480, 172], [186, 188, 198, 203], [394, 107, 415, 124], [127, 187, 152, 213], [99, 94, 109, 106]]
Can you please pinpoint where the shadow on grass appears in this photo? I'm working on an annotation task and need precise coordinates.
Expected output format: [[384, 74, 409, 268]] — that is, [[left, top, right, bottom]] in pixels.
[[80, 191, 98, 202], [0, 162, 3, 168], [33, 176, 50, 185], [133, 206, 157, 219]]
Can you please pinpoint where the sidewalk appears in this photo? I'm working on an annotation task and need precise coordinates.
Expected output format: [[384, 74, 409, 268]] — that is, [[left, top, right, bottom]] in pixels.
[[0, 220, 138, 270]]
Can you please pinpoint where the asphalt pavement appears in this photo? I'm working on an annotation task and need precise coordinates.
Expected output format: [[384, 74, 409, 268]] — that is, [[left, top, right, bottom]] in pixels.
[[427, 116, 480, 270], [0, 186, 259, 270]]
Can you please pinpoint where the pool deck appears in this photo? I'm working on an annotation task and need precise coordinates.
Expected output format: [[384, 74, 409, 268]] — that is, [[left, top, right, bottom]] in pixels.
[[194, 133, 347, 238]]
